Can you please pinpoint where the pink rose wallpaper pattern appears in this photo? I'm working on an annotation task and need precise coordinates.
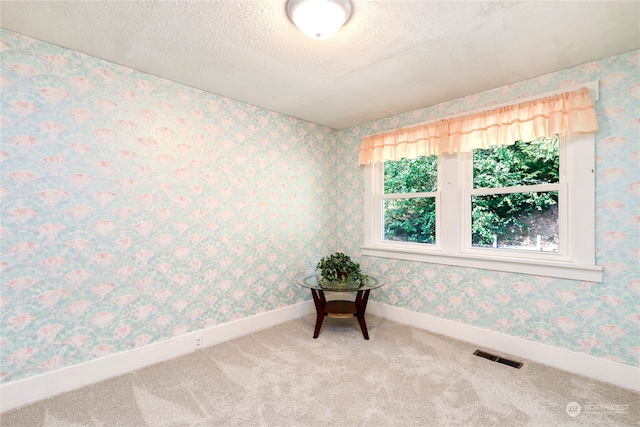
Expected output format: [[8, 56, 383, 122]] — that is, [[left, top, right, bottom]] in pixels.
[[1, 30, 336, 383], [336, 50, 639, 367], [1, 26, 638, 387]]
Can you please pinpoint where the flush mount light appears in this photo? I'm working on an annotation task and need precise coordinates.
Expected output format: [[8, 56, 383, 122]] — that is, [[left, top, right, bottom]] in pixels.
[[286, 0, 352, 40]]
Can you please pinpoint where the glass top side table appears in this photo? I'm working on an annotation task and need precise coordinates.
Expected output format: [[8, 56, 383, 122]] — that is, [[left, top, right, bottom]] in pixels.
[[297, 274, 384, 340]]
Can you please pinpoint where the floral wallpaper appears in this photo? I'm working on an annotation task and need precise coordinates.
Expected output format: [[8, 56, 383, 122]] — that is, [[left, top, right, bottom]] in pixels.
[[337, 50, 640, 367], [0, 29, 337, 384], [1, 27, 638, 387]]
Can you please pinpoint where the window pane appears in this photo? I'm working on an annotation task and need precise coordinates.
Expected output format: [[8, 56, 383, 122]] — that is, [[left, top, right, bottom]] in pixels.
[[384, 156, 438, 194], [383, 198, 436, 244], [471, 191, 559, 252], [473, 137, 559, 189]]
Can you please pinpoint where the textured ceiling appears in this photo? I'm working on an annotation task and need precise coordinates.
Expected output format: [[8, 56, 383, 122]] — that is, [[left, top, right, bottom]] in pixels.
[[1, 1, 639, 129]]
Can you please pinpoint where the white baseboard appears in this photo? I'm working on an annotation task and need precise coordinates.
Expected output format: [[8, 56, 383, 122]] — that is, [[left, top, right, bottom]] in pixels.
[[3, 299, 637, 412], [367, 301, 640, 392], [0, 300, 315, 412]]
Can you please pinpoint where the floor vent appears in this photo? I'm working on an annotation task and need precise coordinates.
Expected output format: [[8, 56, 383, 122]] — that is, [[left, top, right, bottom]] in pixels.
[[473, 350, 498, 361], [474, 350, 523, 369]]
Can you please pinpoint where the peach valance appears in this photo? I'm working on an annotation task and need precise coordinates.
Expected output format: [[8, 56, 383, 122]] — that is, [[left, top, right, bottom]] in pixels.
[[359, 87, 599, 165]]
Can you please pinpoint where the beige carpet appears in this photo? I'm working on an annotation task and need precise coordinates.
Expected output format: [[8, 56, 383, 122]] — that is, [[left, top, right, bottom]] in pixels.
[[2, 315, 638, 426]]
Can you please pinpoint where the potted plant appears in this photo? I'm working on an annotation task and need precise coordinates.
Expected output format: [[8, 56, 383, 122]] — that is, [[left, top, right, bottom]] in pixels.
[[316, 252, 367, 288]]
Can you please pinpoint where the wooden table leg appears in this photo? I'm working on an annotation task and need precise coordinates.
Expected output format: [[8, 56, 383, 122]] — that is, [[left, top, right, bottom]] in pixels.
[[310, 289, 326, 339], [355, 289, 371, 340]]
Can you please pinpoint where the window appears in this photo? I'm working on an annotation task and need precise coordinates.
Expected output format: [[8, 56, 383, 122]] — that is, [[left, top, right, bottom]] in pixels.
[[466, 137, 561, 253], [382, 156, 438, 244], [362, 86, 602, 282]]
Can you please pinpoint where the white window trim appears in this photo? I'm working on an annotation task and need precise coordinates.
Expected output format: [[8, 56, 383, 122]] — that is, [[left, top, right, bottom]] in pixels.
[[460, 143, 568, 260], [362, 81, 602, 282]]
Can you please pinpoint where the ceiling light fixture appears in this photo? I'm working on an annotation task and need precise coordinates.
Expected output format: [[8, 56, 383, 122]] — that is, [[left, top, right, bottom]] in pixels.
[[286, 0, 352, 40]]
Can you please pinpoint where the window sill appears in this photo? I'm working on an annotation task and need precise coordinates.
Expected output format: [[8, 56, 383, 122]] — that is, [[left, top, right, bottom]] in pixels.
[[360, 245, 603, 282]]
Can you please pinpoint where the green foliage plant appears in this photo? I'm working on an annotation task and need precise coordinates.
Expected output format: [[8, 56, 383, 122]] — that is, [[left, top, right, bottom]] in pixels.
[[383, 155, 438, 243], [471, 137, 559, 246], [382, 137, 559, 247], [316, 252, 366, 287]]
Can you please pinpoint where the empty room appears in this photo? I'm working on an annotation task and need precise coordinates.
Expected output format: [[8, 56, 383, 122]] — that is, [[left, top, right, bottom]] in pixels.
[[1, 1, 639, 425]]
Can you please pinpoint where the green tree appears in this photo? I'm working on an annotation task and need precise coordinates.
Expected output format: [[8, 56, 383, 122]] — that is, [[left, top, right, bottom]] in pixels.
[[384, 197, 436, 243], [384, 156, 437, 193], [382, 137, 559, 246], [472, 137, 559, 246], [383, 156, 437, 243]]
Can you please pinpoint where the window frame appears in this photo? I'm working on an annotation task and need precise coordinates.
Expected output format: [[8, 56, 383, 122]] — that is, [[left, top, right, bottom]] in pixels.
[[375, 157, 441, 249], [362, 82, 602, 282], [460, 137, 567, 259]]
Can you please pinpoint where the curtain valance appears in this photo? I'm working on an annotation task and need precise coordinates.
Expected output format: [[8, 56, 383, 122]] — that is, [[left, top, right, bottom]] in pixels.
[[358, 87, 599, 165]]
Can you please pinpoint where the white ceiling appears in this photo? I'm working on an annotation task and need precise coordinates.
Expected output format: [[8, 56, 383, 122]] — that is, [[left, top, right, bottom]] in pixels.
[[1, 1, 639, 129]]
